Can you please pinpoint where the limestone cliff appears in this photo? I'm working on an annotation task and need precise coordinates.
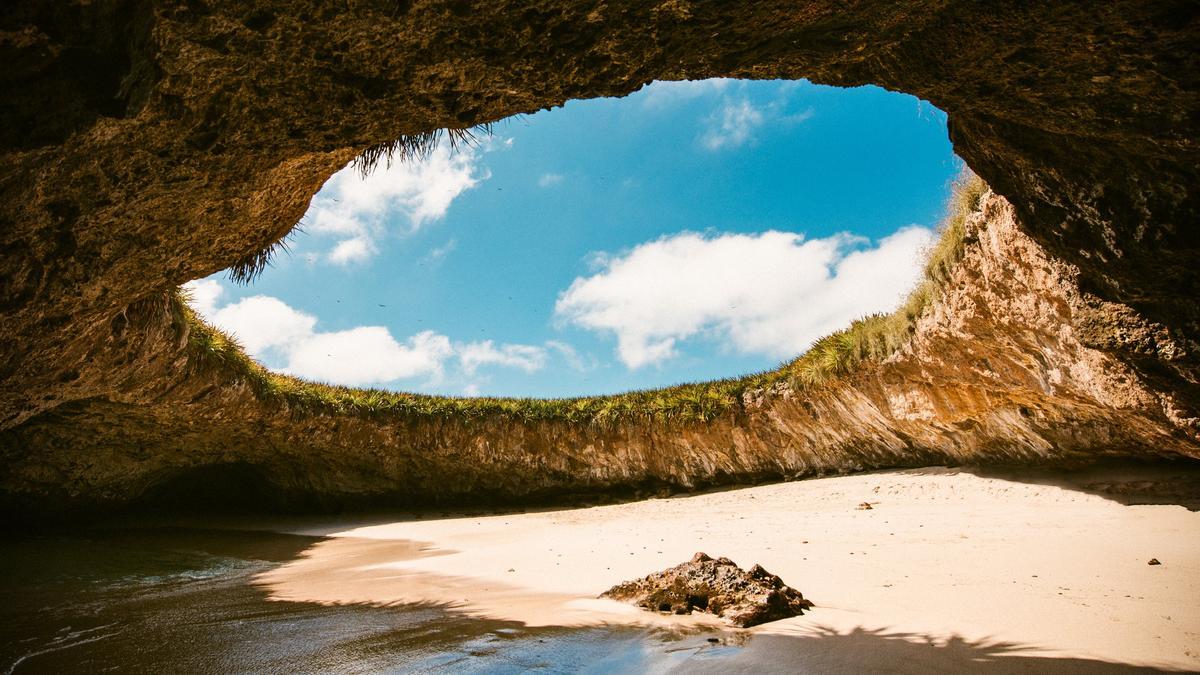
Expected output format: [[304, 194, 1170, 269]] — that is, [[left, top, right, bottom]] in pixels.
[[2, 192, 1194, 518]]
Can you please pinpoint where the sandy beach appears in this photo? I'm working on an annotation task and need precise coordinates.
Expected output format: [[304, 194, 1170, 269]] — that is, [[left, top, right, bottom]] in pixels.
[[251, 464, 1200, 672]]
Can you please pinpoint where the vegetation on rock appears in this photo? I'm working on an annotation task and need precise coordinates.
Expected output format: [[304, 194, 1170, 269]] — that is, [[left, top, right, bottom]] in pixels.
[[179, 171, 987, 426]]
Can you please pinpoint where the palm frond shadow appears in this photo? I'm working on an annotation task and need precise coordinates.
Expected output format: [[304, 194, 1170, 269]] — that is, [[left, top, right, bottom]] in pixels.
[[687, 624, 1182, 674]]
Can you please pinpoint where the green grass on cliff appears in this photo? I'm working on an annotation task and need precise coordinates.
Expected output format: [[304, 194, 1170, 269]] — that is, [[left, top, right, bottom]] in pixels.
[[178, 171, 987, 425]]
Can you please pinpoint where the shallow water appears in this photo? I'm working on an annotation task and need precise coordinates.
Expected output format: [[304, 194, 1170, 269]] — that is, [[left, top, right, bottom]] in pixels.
[[0, 527, 725, 674]]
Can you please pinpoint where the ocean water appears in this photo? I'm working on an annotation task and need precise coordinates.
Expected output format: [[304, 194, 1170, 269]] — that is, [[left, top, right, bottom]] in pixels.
[[0, 527, 720, 674]]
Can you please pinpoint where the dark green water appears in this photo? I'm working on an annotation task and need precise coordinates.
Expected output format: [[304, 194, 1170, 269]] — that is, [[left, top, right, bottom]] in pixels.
[[0, 528, 721, 674]]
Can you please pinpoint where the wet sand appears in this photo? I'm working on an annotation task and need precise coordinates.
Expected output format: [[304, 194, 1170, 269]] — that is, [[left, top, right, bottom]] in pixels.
[[0, 528, 665, 673], [257, 464, 1200, 672]]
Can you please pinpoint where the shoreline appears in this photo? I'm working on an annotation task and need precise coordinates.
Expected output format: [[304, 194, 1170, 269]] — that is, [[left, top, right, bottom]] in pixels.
[[244, 463, 1200, 671]]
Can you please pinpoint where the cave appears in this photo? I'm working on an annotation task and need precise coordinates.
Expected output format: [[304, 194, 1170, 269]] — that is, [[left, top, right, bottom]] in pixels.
[[0, 0, 1197, 519], [134, 462, 285, 514]]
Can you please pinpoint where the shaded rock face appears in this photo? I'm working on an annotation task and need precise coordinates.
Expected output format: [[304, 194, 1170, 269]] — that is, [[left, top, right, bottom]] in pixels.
[[602, 552, 813, 627], [0, 2, 1197, 517]]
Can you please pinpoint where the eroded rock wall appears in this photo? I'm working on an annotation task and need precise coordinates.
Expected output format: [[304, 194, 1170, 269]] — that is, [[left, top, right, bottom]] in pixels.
[[2, 193, 1194, 518]]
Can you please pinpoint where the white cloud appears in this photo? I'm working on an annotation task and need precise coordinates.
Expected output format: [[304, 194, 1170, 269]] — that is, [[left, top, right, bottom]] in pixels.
[[458, 340, 548, 375], [304, 140, 486, 265], [327, 236, 374, 265], [183, 278, 224, 317], [205, 295, 317, 357], [183, 281, 548, 387], [463, 383, 482, 397], [537, 173, 564, 188], [554, 227, 934, 369], [701, 99, 765, 151], [284, 328, 454, 386]]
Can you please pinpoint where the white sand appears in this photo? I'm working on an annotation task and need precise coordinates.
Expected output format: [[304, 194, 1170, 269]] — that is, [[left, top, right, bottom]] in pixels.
[[256, 466, 1200, 672]]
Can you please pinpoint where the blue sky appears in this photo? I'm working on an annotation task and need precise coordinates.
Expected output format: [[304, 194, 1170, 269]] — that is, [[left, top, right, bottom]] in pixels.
[[185, 79, 961, 398]]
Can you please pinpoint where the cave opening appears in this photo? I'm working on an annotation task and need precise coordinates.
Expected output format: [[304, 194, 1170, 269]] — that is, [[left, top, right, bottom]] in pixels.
[[182, 79, 966, 402], [134, 462, 289, 514], [0, 0, 1194, 561]]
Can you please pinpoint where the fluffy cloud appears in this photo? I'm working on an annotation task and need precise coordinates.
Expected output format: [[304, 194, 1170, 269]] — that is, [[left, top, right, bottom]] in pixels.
[[182, 280, 550, 387], [554, 227, 934, 369], [327, 236, 374, 265], [285, 328, 454, 385], [182, 278, 224, 317], [304, 140, 486, 265], [701, 99, 765, 151], [206, 295, 316, 357]]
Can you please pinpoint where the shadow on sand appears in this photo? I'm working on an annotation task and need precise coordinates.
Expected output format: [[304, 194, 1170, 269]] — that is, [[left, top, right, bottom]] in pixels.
[[673, 624, 1190, 674], [957, 458, 1200, 511]]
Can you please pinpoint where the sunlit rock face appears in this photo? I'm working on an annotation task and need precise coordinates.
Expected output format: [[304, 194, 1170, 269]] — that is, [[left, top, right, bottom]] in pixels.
[[0, 1, 1196, 518]]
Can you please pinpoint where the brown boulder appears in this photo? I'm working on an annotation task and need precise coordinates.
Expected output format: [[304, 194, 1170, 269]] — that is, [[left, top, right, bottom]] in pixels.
[[601, 552, 813, 627]]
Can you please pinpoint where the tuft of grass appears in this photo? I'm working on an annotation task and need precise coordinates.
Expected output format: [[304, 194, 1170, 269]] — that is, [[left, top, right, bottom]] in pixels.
[[770, 168, 987, 389], [233, 124, 498, 285], [354, 132, 439, 177], [176, 169, 987, 426], [225, 233, 297, 285], [353, 123, 496, 177], [924, 169, 986, 286]]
